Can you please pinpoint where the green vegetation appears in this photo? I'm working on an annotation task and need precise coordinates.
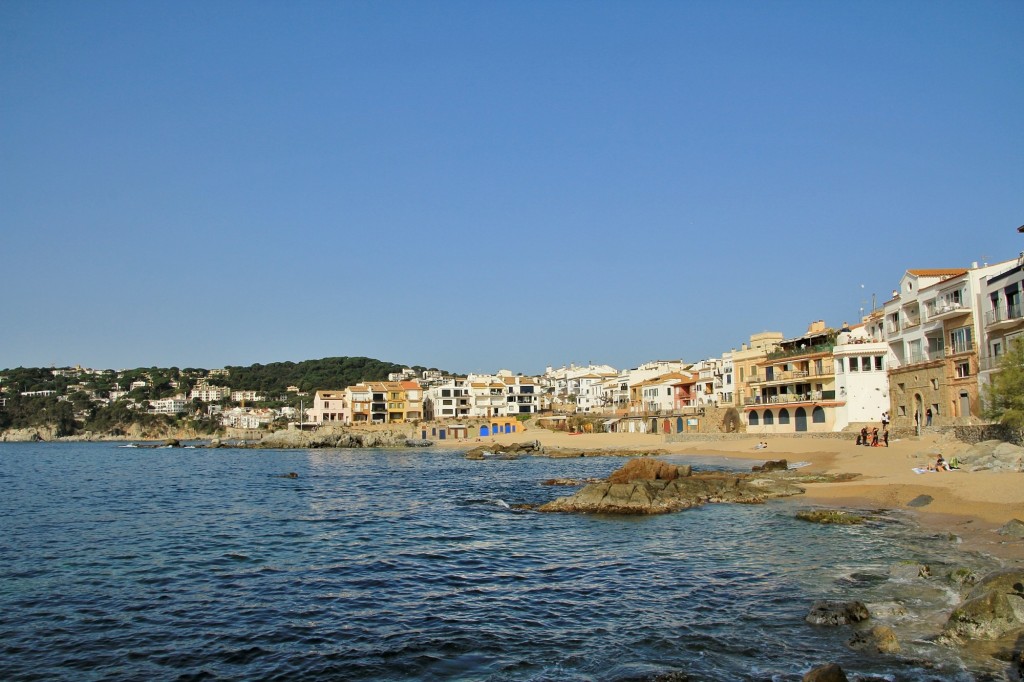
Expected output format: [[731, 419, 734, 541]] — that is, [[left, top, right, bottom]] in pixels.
[[983, 338, 1024, 428], [225, 357, 431, 394], [0, 357, 447, 438]]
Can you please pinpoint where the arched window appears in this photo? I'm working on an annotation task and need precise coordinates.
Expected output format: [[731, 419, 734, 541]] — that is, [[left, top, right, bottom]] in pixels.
[[763, 410, 774, 425], [779, 409, 790, 425], [812, 406, 826, 423], [749, 411, 760, 426]]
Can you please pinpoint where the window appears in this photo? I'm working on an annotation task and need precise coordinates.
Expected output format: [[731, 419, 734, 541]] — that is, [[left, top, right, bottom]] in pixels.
[[874, 356, 883, 371], [836, 358, 844, 373], [956, 362, 970, 378], [748, 412, 759, 426], [812, 406, 826, 423], [949, 327, 973, 354], [931, 378, 938, 390], [779, 409, 790, 424], [849, 357, 859, 371], [861, 357, 871, 371], [764, 410, 774, 425], [898, 405, 906, 416]]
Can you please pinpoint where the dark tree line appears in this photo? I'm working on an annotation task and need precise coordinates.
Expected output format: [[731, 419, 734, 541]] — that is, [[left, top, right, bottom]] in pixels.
[[224, 357, 434, 394]]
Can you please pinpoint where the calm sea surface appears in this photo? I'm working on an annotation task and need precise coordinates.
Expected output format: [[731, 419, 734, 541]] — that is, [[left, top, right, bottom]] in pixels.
[[0, 443, 1005, 681]]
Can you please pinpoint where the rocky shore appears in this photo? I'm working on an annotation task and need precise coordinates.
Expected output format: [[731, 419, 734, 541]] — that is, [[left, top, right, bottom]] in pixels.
[[528, 456, 1024, 679]]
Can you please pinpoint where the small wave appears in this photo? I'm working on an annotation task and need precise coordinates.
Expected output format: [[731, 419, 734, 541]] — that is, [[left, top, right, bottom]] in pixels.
[[462, 498, 510, 509]]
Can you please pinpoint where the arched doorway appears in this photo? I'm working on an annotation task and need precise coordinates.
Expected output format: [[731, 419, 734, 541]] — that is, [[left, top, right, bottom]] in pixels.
[[795, 407, 808, 432], [764, 410, 774, 426], [676, 417, 684, 433], [779, 409, 790, 425], [812, 406, 825, 425], [480, 425, 490, 437], [663, 419, 671, 434]]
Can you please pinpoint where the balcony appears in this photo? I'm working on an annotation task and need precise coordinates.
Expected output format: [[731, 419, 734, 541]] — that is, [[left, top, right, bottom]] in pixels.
[[985, 303, 1024, 330], [979, 356, 1003, 372], [903, 348, 945, 366], [766, 342, 836, 360], [926, 301, 970, 322], [743, 391, 836, 406]]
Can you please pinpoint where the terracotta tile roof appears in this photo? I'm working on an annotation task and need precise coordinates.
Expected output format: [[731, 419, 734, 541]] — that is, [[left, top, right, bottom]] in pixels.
[[907, 268, 968, 278]]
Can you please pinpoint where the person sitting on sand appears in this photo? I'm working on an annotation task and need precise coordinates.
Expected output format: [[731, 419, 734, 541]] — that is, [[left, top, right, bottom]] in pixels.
[[935, 456, 951, 472]]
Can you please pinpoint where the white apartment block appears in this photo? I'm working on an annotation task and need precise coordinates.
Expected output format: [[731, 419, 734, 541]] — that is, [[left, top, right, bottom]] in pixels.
[[189, 386, 230, 402], [150, 398, 187, 414], [425, 378, 472, 420], [231, 391, 265, 403]]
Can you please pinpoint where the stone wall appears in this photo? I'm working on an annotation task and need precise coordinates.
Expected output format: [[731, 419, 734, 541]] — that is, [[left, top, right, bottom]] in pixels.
[[953, 423, 1023, 445]]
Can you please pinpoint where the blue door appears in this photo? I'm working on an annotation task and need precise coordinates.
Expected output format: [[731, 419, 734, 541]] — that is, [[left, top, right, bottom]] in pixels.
[[480, 426, 489, 437], [795, 408, 808, 432]]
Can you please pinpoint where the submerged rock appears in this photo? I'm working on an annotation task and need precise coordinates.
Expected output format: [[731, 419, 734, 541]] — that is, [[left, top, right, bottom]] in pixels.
[[802, 663, 848, 681], [795, 509, 865, 525], [752, 459, 788, 472], [889, 562, 931, 581], [848, 624, 900, 654], [805, 600, 870, 626]]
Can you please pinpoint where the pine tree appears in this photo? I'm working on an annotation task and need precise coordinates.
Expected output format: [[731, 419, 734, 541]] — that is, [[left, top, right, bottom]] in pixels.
[[984, 337, 1024, 427]]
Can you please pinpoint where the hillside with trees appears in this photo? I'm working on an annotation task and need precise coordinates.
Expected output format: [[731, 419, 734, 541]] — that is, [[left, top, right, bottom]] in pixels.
[[0, 356, 446, 439]]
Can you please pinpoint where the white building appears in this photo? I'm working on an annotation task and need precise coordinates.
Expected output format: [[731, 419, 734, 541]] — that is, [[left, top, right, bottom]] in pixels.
[[979, 256, 1024, 392], [832, 323, 891, 430], [189, 386, 230, 402], [150, 397, 187, 414], [231, 391, 265, 403]]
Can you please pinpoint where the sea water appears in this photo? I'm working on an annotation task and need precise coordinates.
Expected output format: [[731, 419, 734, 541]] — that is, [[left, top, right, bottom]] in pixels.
[[0, 443, 1008, 681]]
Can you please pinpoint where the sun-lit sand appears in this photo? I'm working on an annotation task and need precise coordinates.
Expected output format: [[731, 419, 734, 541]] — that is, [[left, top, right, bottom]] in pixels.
[[485, 425, 1024, 563]]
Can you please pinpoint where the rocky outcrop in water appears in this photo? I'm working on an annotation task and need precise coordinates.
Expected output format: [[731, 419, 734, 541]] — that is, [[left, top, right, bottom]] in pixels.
[[752, 459, 788, 472], [537, 457, 803, 514], [465, 441, 543, 460], [795, 509, 865, 525], [848, 624, 900, 654], [255, 429, 420, 449], [941, 569, 1024, 642]]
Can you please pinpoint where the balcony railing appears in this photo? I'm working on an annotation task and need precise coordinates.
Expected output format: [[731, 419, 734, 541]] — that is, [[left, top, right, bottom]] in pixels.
[[766, 342, 836, 360], [744, 391, 836, 406], [979, 356, 1003, 372], [749, 366, 834, 385], [904, 348, 945, 365], [985, 303, 1024, 327]]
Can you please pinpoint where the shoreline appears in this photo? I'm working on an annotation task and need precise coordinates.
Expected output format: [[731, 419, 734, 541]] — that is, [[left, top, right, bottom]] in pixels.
[[486, 427, 1024, 565]]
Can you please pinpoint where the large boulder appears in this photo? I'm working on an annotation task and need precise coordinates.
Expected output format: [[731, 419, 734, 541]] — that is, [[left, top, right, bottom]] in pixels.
[[752, 459, 788, 472], [942, 569, 1024, 641], [848, 624, 900, 654], [608, 457, 689, 483]]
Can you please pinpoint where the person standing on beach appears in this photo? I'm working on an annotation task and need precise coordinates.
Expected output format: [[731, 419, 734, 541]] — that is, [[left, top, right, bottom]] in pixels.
[[925, 407, 933, 427], [881, 411, 889, 429], [883, 428, 889, 447]]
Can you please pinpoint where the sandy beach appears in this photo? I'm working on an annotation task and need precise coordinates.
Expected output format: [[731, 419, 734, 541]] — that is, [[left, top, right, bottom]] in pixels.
[[487, 425, 1024, 564]]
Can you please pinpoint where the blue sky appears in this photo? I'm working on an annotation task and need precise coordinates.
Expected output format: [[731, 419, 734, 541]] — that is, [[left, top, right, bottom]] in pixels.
[[2, 1, 1022, 375]]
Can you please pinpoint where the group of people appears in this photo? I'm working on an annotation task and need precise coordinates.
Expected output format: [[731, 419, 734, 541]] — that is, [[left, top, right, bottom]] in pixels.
[[753, 441, 769, 450], [856, 425, 888, 447]]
